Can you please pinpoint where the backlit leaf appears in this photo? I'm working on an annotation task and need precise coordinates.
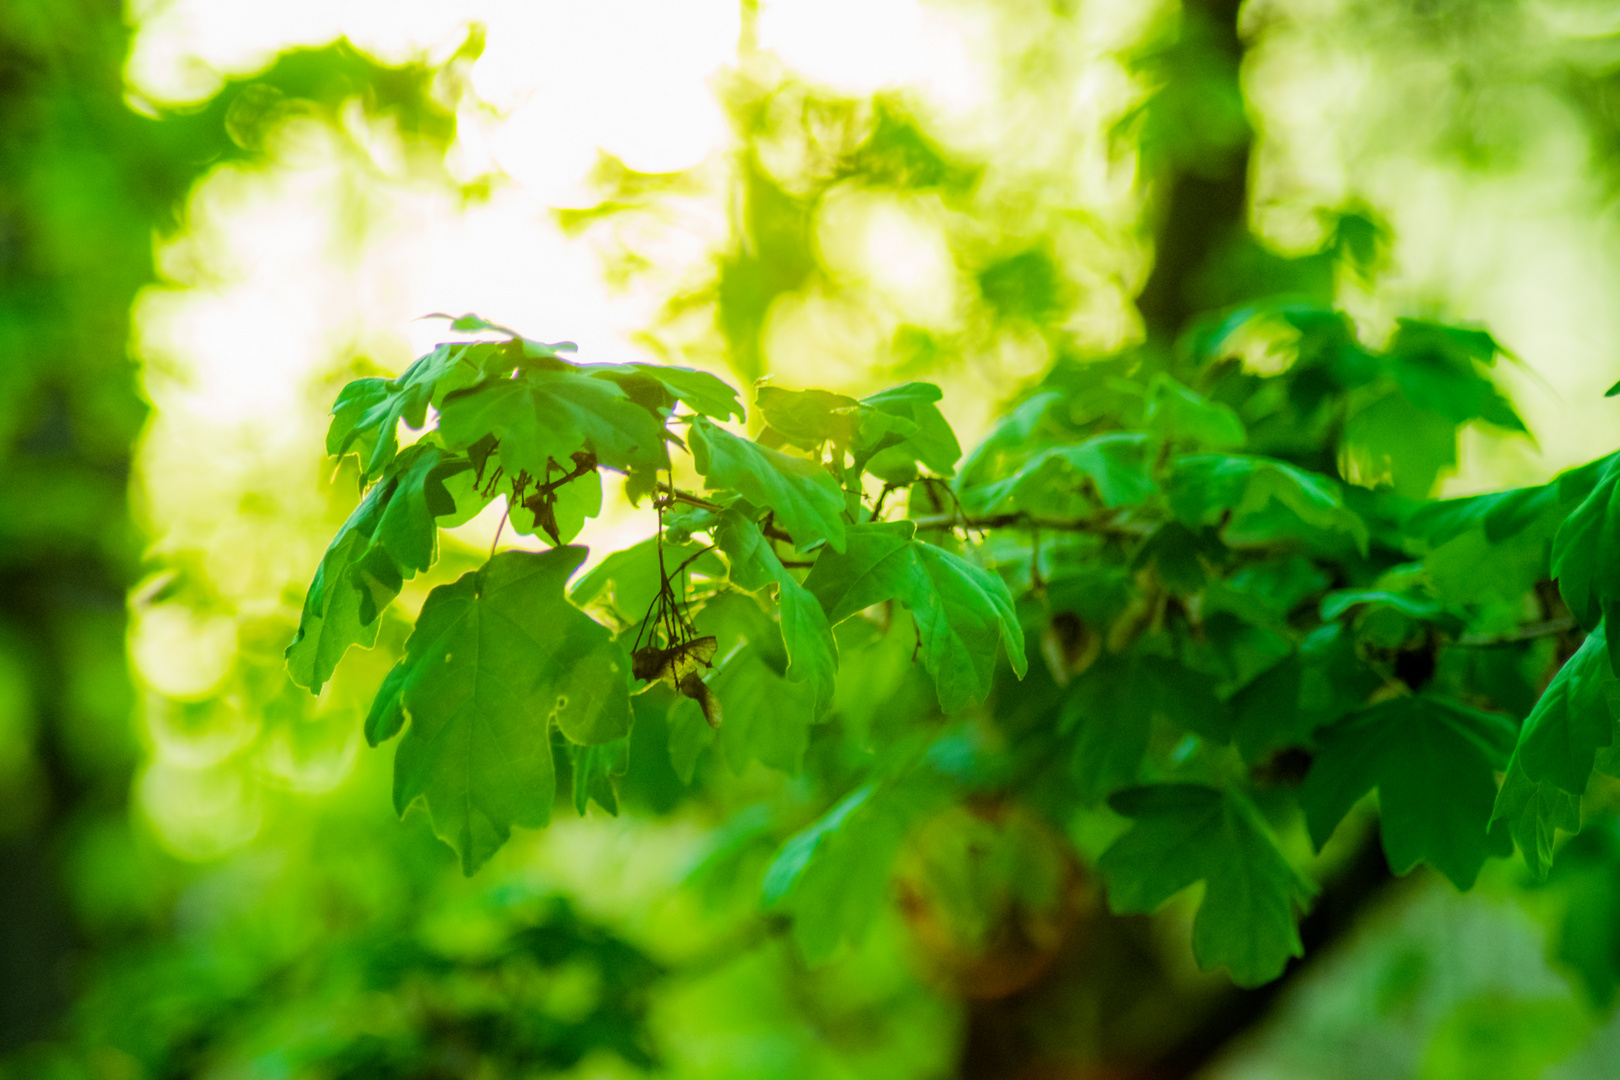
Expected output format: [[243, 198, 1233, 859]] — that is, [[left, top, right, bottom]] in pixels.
[[388, 548, 632, 873]]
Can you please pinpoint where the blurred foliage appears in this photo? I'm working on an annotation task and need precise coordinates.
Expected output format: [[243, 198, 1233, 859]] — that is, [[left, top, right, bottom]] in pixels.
[[11, 1, 1620, 1080]]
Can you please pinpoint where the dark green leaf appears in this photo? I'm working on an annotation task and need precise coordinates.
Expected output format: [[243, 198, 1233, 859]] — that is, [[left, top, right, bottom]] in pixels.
[[1553, 466, 1620, 656], [1300, 695, 1516, 888], [1492, 628, 1619, 873], [1100, 784, 1313, 986]]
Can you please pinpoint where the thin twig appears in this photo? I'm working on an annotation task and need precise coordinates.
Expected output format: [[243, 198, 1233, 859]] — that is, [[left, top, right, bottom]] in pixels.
[[870, 482, 898, 521], [908, 510, 1149, 539], [1455, 617, 1578, 648], [489, 504, 511, 559], [670, 544, 718, 580], [656, 482, 725, 512]]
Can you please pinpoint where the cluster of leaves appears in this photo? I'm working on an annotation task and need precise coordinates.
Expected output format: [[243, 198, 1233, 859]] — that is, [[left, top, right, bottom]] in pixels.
[[297, 304, 1616, 989]]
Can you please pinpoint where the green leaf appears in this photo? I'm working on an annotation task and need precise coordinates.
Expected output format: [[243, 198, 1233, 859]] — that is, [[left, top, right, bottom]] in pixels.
[[1385, 318, 1524, 432], [1553, 464, 1620, 657], [763, 784, 918, 962], [1145, 374, 1247, 449], [326, 344, 485, 479], [665, 696, 714, 784], [286, 469, 399, 692], [570, 737, 629, 816], [1061, 658, 1153, 802], [967, 433, 1156, 515], [389, 548, 632, 874], [715, 509, 838, 715], [1342, 390, 1460, 500], [365, 661, 408, 746], [1300, 695, 1517, 889], [1409, 483, 1558, 548], [1169, 453, 1369, 552], [858, 382, 962, 481], [804, 521, 1026, 713], [287, 446, 474, 692], [571, 537, 726, 627], [957, 391, 1063, 487], [604, 362, 744, 421], [688, 417, 847, 552], [375, 447, 469, 574], [1492, 628, 1619, 870], [755, 386, 862, 449], [1099, 784, 1313, 986], [438, 367, 668, 478], [1493, 767, 1580, 879], [712, 643, 819, 774]]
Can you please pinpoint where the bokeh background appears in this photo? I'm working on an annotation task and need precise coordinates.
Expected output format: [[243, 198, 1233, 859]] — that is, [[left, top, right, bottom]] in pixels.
[[6, 0, 1620, 1076]]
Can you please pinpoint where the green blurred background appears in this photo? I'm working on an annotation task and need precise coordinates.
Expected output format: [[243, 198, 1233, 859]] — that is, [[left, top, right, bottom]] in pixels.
[[5, 0, 1620, 1076]]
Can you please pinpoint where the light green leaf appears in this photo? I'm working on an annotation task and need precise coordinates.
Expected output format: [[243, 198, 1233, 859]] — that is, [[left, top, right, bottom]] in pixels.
[[859, 381, 962, 481], [756, 386, 861, 449], [716, 509, 838, 715], [1301, 695, 1516, 889], [1145, 374, 1247, 449], [688, 417, 847, 552], [712, 643, 819, 774], [570, 737, 629, 816], [438, 367, 668, 478], [326, 344, 485, 479], [804, 521, 1026, 713], [390, 548, 632, 874], [1099, 784, 1313, 986], [605, 362, 744, 421]]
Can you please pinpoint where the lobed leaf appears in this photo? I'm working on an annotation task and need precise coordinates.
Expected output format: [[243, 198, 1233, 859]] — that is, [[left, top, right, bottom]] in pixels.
[[1300, 695, 1517, 889], [805, 521, 1026, 713], [385, 548, 633, 874], [716, 508, 838, 715], [688, 417, 847, 552], [287, 445, 474, 692], [1099, 784, 1314, 986], [438, 366, 668, 479]]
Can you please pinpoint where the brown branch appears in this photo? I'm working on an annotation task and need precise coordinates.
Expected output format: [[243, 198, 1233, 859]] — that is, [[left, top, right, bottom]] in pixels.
[[909, 510, 1149, 540], [655, 482, 724, 512]]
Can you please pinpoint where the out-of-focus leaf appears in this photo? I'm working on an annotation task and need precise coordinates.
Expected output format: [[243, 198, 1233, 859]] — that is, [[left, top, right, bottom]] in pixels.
[[1301, 695, 1517, 888], [1100, 784, 1313, 986]]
